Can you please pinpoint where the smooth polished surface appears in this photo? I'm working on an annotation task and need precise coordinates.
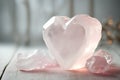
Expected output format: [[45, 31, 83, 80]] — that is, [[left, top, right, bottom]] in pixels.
[[43, 15, 102, 69]]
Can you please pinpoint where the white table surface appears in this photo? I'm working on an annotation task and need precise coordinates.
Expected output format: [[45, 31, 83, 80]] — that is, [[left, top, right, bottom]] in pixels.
[[0, 44, 120, 80]]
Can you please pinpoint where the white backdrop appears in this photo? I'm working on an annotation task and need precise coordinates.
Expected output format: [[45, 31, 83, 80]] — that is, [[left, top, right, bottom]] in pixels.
[[0, 0, 120, 46]]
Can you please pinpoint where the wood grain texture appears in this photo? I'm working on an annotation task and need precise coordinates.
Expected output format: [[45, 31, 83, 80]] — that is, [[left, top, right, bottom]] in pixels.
[[0, 44, 16, 77], [2, 45, 120, 80]]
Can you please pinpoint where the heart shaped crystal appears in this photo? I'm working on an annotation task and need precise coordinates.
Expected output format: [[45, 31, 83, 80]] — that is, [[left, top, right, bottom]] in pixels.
[[43, 14, 102, 70]]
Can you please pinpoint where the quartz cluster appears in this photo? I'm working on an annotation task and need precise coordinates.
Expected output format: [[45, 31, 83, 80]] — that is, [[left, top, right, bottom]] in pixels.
[[17, 14, 112, 74], [86, 49, 112, 74], [17, 49, 58, 71]]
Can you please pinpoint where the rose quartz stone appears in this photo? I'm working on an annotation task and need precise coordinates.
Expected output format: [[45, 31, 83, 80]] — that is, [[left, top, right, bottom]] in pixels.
[[17, 49, 59, 71], [43, 14, 102, 70], [86, 49, 112, 73], [86, 56, 110, 73], [94, 49, 112, 64]]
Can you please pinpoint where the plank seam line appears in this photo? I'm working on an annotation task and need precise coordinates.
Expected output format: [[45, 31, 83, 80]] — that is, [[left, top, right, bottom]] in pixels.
[[0, 46, 19, 80], [0, 64, 9, 80]]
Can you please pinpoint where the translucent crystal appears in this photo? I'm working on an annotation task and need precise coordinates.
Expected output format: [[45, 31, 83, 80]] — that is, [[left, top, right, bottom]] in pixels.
[[43, 14, 102, 69], [86, 50, 112, 73], [94, 49, 112, 64], [17, 49, 59, 71]]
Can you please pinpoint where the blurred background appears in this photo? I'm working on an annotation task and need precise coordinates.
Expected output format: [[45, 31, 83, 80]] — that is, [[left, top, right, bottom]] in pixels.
[[0, 0, 120, 47]]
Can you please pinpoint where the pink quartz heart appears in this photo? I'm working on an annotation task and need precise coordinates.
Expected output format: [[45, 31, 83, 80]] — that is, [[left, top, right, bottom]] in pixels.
[[43, 14, 102, 70]]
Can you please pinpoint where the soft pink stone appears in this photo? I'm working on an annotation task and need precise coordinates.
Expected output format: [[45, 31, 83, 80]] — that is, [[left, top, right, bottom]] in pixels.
[[94, 49, 112, 64], [86, 56, 110, 73], [16, 49, 59, 71], [43, 14, 102, 69], [86, 49, 112, 73]]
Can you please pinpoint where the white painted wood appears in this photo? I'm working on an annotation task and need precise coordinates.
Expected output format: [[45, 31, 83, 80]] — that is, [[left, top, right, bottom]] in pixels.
[[0, 44, 16, 76], [2, 45, 120, 80]]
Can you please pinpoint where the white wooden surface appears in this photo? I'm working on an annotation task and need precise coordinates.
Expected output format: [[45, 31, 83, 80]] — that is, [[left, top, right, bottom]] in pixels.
[[1, 45, 120, 80], [0, 44, 16, 77]]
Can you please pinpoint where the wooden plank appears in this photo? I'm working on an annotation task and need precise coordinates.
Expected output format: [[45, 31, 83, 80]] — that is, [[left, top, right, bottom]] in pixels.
[[0, 44, 16, 77], [2, 45, 120, 80]]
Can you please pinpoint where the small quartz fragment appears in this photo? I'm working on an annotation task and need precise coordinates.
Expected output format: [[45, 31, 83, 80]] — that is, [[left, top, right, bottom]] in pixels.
[[86, 49, 112, 74], [16, 49, 59, 71], [94, 49, 112, 64]]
